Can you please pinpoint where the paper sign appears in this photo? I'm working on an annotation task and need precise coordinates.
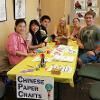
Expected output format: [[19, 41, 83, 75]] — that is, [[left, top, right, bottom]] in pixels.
[[16, 76, 54, 100]]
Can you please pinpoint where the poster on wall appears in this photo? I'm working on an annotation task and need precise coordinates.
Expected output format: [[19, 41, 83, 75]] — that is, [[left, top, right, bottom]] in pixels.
[[75, 10, 86, 19], [87, 7, 99, 17], [14, 0, 25, 19], [0, 0, 7, 21], [86, 0, 97, 7], [74, 0, 86, 9]]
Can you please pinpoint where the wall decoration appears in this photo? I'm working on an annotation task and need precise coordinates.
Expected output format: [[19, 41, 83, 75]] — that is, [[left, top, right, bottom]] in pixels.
[[0, 0, 7, 21], [75, 10, 86, 19], [14, 0, 25, 19], [73, 0, 99, 20], [74, 0, 86, 9], [86, 0, 97, 7], [87, 7, 99, 17]]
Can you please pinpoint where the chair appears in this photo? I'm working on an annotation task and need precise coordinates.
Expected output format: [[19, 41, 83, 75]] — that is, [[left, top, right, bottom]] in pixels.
[[89, 82, 100, 100], [78, 63, 100, 100], [78, 63, 100, 81], [0, 81, 5, 98]]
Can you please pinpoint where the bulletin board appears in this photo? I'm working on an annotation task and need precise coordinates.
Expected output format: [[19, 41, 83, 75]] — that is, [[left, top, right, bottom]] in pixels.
[[73, 0, 99, 19], [0, 0, 7, 22]]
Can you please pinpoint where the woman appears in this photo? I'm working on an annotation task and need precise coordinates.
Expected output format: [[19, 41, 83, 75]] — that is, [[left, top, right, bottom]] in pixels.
[[6, 19, 34, 65], [52, 17, 69, 44], [53, 17, 69, 38], [26, 20, 46, 50], [70, 18, 81, 39], [69, 18, 84, 48]]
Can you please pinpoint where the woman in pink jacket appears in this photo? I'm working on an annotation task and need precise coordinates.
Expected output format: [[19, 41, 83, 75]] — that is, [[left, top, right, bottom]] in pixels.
[[6, 19, 34, 65]]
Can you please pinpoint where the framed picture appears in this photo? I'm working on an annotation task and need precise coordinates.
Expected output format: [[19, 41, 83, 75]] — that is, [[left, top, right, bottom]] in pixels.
[[75, 10, 86, 19], [0, 0, 7, 22], [86, 0, 97, 7], [74, 0, 86, 9], [14, 0, 26, 19]]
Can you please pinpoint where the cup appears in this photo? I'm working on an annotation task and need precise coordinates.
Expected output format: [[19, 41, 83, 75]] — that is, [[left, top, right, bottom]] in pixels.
[[44, 42, 47, 46], [55, 40, 60, 45], [47, 50, 51, 54]]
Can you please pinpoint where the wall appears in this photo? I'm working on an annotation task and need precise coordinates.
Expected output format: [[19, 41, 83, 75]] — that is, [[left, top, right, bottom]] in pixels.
[[0, 0, 100, 51], [41, 0, 69, 35], [41, 0, 100, 34], [0, 0, 39, 52], [70, 0, 100, 25]]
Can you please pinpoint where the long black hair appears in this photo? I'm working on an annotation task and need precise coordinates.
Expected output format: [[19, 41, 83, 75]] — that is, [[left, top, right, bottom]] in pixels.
[[29, 19, 40, 34], [29, 20, 40, 45]]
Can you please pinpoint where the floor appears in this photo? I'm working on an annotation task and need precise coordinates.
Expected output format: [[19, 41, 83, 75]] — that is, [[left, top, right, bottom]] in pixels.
[[0, 78, 93, 100]]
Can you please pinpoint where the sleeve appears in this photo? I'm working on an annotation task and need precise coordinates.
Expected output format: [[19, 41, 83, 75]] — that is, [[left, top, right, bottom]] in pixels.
[[79, 29, 83, 41], [96, 28, 100, 41], [6, 34, 18, 56], [40, 30, 47, 41], [26, 33, 32, 41]]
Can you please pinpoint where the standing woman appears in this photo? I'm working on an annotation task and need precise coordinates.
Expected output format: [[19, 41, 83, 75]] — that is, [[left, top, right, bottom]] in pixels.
[[6, 19, 34, 65], [26, 20, 46, 50]]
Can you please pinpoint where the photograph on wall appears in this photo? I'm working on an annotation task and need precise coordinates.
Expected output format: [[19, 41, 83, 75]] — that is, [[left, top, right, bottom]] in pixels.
[[0, 0, 7, 21], [14, 0, 25, 19], [75, 10, 86, 19], [86, 0, 97, 7], [87, 7, 99, 17], [74, 0, 86, 9]]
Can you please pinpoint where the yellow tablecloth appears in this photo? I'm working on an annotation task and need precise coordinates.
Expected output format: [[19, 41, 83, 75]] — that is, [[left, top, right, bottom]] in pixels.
[[7, 41, 78, 87]]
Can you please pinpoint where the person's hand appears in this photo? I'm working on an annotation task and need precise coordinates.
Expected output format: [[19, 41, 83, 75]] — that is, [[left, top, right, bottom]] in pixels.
[[87, 51, 95, 56], [76, 39, 84, 49], [44, 37, 48, 42], [78, 43, 84, 49], [27, 52, 36, 57], [67, 35, 70, 39], [70, 36, 76, 41], [39, 43, 45, 48]]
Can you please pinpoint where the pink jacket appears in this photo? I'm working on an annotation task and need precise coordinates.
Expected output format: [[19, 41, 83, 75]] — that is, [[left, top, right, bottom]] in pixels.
[[6, 32, 28, 65]]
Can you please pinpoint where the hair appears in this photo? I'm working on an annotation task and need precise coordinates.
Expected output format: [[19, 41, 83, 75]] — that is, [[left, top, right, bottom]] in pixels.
[[29, 20, 41, 45], [57, 17, 68, 36], [15, 19, 26, 31], [73, 18, 80, 22], [84, 10, 96, 18], [60, 17, 66, 21], [29, 19, 40, 33], [15, 19, 26, 26], [40, 15, 51, 22]]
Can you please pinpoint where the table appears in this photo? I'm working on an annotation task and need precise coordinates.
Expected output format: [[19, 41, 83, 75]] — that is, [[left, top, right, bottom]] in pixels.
[[7, 41, 78, 87]]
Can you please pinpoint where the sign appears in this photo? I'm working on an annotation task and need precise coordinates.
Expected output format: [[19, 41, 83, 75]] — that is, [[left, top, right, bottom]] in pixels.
[[16, 76, 54, 100]]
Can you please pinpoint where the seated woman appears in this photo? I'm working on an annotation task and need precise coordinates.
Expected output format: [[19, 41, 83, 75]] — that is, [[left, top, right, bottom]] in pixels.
[[6, 19, 35, 65], [69, 18, 84, 48], [53, 17, 69, 38], [26, 20, 47, 50], [52, 17, 69, 44], [69, 18, 81, 40]]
